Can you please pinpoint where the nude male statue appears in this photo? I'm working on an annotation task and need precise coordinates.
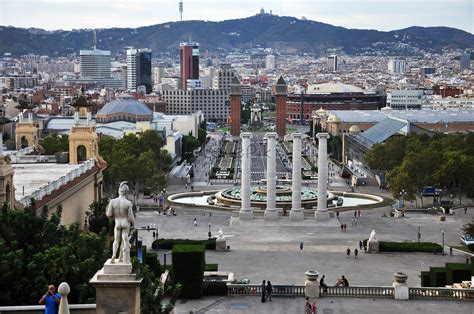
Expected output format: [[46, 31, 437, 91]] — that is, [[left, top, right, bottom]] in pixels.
[[106, 181, 135, 264]]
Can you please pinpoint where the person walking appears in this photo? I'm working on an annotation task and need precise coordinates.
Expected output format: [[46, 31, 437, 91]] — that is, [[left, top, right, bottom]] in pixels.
[[340, 224, 344, 231], [358, 209, 361, 217], [465, 207, 468, 214], [39, 285, 61, 314], [266, 281, 273, 301], [319, 275, 328, 294], [359, 240, 363, 250], [346, 247, 351, 258], [194, 218, 197, 227], [354, 210, 357, 218], [311, 302, 317, 314], [354, 248, 359, 259], [261, 280, 266, 303], [343, 224, 347, 231], [300, 241, 304, 250], [305, 297, 312, 314]]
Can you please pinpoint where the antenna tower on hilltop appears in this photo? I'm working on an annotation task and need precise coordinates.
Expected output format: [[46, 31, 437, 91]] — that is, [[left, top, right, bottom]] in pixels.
[[179, 0, 183, 22], [93, 29, 97, 50]]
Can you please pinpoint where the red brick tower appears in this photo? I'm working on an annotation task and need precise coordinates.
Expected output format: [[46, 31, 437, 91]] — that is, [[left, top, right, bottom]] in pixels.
[[230, 76, 242, 137], [275, 75, 287, 137]]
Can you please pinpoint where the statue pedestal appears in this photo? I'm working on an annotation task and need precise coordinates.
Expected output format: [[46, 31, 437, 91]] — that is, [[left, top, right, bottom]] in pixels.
[[304, 270, 320, 298], [90, 259, 142, 314], [393, 272, 409, 300], [216, 238, 228, 252], [367, 240, 379, 253]]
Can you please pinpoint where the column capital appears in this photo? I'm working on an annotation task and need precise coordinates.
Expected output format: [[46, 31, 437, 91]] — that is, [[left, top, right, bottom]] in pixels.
[[240, 132, 252, 139], [292, 132, 303, 139], [316, 132, 330, 139], [265, 132, 278, 139]]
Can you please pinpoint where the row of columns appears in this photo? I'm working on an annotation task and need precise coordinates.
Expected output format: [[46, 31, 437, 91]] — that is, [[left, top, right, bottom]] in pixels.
[[239, 132, 330, 221]]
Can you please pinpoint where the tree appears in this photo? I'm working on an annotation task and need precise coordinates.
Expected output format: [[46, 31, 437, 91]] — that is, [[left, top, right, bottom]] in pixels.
[[435, 151, 474, 204], [182, 135, 200, 161], [39, 134, 69, 155], [365, 136, 407, 172]]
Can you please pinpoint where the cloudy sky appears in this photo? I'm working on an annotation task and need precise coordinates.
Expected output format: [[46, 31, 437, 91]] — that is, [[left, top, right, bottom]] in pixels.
[[0, 0, 472, 33]]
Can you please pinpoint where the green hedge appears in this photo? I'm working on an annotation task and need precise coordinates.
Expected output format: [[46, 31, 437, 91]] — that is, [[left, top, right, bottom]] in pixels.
[[362, 240, 442, 253], [205, 263, 218, 271], [172, 244, 205, 299], [152, 238, 217, 250], [467, 244, 474, 252]]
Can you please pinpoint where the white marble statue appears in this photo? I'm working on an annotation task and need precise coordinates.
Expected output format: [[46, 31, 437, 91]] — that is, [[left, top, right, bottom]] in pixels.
[[217, 228, 225, 240], [369, 230, 377, 242], [106, 181, 135, 264]]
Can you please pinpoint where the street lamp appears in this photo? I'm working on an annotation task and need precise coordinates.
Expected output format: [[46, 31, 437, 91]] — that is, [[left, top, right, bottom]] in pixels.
[[442, 229, 445, 255]]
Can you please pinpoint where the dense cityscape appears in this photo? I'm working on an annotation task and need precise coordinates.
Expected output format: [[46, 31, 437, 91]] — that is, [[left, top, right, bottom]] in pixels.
[[0, 2, 473, 313]]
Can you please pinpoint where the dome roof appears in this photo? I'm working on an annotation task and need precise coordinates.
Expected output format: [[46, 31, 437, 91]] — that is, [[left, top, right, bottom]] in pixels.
[[349, 125, 360, 134], [97, 95, 152, 116], [327, 114, 341, 123]]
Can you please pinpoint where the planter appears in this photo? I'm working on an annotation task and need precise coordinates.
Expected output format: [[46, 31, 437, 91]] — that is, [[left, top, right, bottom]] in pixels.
[[305, 270, 319, 282], [394, 272, 408, 284]]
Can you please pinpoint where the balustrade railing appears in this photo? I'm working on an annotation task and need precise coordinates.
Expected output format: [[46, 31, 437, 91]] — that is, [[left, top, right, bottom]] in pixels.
[[19, 159, 96, 206], [324, 286, 394, 298], [409, 287, 474, 300], [227, 284, 305, 297]]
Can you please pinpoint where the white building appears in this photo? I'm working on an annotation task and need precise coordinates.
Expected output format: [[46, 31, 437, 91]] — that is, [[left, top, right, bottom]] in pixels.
[[162, 89, 229, 122], [212, 64, 236, 90], [80, 49, 111, 79], [265, 55, 276, 69], [388, 59, 406, 74], [327, 55, 338, 72], [387, 89, 425, 110]]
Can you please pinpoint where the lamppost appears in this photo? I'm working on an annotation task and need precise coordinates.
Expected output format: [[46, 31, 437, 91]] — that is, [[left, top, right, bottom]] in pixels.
[[442, 229, 445, 255]]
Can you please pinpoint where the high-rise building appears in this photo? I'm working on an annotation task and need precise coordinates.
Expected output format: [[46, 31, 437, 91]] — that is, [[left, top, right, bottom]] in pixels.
[[212, 64, 236, 90], [460, 53, 471, 70], [266, 55, 276, 70], [387, 89, 425, 110], [79, 49, 111, 79], [126, 48, 152, 93], [327, 55, 338, 72], [388, 59, 406, 74], [180, 42, 199, 89]]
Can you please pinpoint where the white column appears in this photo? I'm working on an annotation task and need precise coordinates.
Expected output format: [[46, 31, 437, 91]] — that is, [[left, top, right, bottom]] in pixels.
[[315, 133, 330, 220], [0, 131, 3, 156], [264, 132, 278, 220], [240, 132, 253, 220], [28, 111, 33, 123], [290, 133, 304, 220]]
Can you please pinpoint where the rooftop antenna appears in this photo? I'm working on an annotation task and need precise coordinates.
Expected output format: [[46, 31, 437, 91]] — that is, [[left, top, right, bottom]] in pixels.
[[179, 0, 183, 22], [93, 29, 97, 50]]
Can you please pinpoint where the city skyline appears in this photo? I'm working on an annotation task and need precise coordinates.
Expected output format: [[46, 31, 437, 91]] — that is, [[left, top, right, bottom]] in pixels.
[[0, 0, 472, 33]]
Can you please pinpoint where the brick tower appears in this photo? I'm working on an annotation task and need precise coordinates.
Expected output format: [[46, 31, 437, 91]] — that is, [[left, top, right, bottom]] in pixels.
[[230, 76, 242, 137], [275, 75, 287, 137]]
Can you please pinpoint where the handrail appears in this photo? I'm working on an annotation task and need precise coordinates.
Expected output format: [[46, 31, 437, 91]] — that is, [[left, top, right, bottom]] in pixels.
[[227, 284, 305, 297], [409, 287, 474, 300], [0, 304, 96, 312], [324, 286, 394, 298]]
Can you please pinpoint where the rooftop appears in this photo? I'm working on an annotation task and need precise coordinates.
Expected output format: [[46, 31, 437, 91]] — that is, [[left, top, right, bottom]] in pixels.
[[306, 82, 364, 94], [97, 95, 152, 116], [13, 163, 82, 201]]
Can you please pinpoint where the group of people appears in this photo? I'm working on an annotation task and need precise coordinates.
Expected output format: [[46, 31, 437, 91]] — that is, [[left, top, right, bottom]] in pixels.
[[346, 247, 359, 258], [260, 280, 273, 302]]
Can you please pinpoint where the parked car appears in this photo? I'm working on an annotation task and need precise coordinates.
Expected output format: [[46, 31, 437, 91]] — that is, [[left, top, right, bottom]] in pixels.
[[460, 236, 474, 245]]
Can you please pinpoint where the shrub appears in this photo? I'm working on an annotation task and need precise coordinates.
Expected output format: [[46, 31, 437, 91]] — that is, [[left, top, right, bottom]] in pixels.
[[467, 244, 474, 252], [152, 238, 216, 250], [203, 281, 228, 296], [379, 241, 442, 253], [172, 244, 205, 299], [204, 263, 218, 271]]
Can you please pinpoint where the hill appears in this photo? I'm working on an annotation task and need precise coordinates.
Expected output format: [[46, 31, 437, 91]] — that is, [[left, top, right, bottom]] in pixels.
[[0, 14, 472, 56]]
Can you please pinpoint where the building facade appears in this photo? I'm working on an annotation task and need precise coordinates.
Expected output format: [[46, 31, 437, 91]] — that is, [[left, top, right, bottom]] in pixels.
[[388, 59, 406, 74], [387, 89, 424, 110], [80, 49, 111, 80], [180, 42, 199, 89], [126, 48, 152, 93]]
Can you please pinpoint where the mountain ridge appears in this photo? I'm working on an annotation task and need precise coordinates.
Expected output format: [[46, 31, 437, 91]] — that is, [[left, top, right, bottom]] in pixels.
[[0, 14, 472, 56]]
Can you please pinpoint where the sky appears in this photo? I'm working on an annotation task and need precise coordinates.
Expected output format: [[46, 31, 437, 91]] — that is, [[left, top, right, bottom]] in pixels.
[[0, 0, 472, 33]]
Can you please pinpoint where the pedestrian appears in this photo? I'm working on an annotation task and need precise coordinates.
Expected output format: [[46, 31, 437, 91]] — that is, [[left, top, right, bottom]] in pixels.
[[358, 209, 361, 217], [319, 275, 328, 294], [364, 244, 367, 253], [311, 302, 317, 314], [359, 240, 363, 250], [351, 217, 354, 225], [266, 281, 273, 301], [354, 218, 358, 225], [347, 247, 351, 258], [343, 223, 347, 231], [39, 285, 61, 314], [340, 224, 344, 231], [194, 218, 197, 227], [300, 241, 304, 250], [152, 231, 155, 239], [354, 248, 359, 259], [465, 207, 468, 214], [354, 210, 357, 218], [261, 280, 266, 303], [336, 211, 339, 217], [450, 247, 453, 256], [305, 297, 312, 314]]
